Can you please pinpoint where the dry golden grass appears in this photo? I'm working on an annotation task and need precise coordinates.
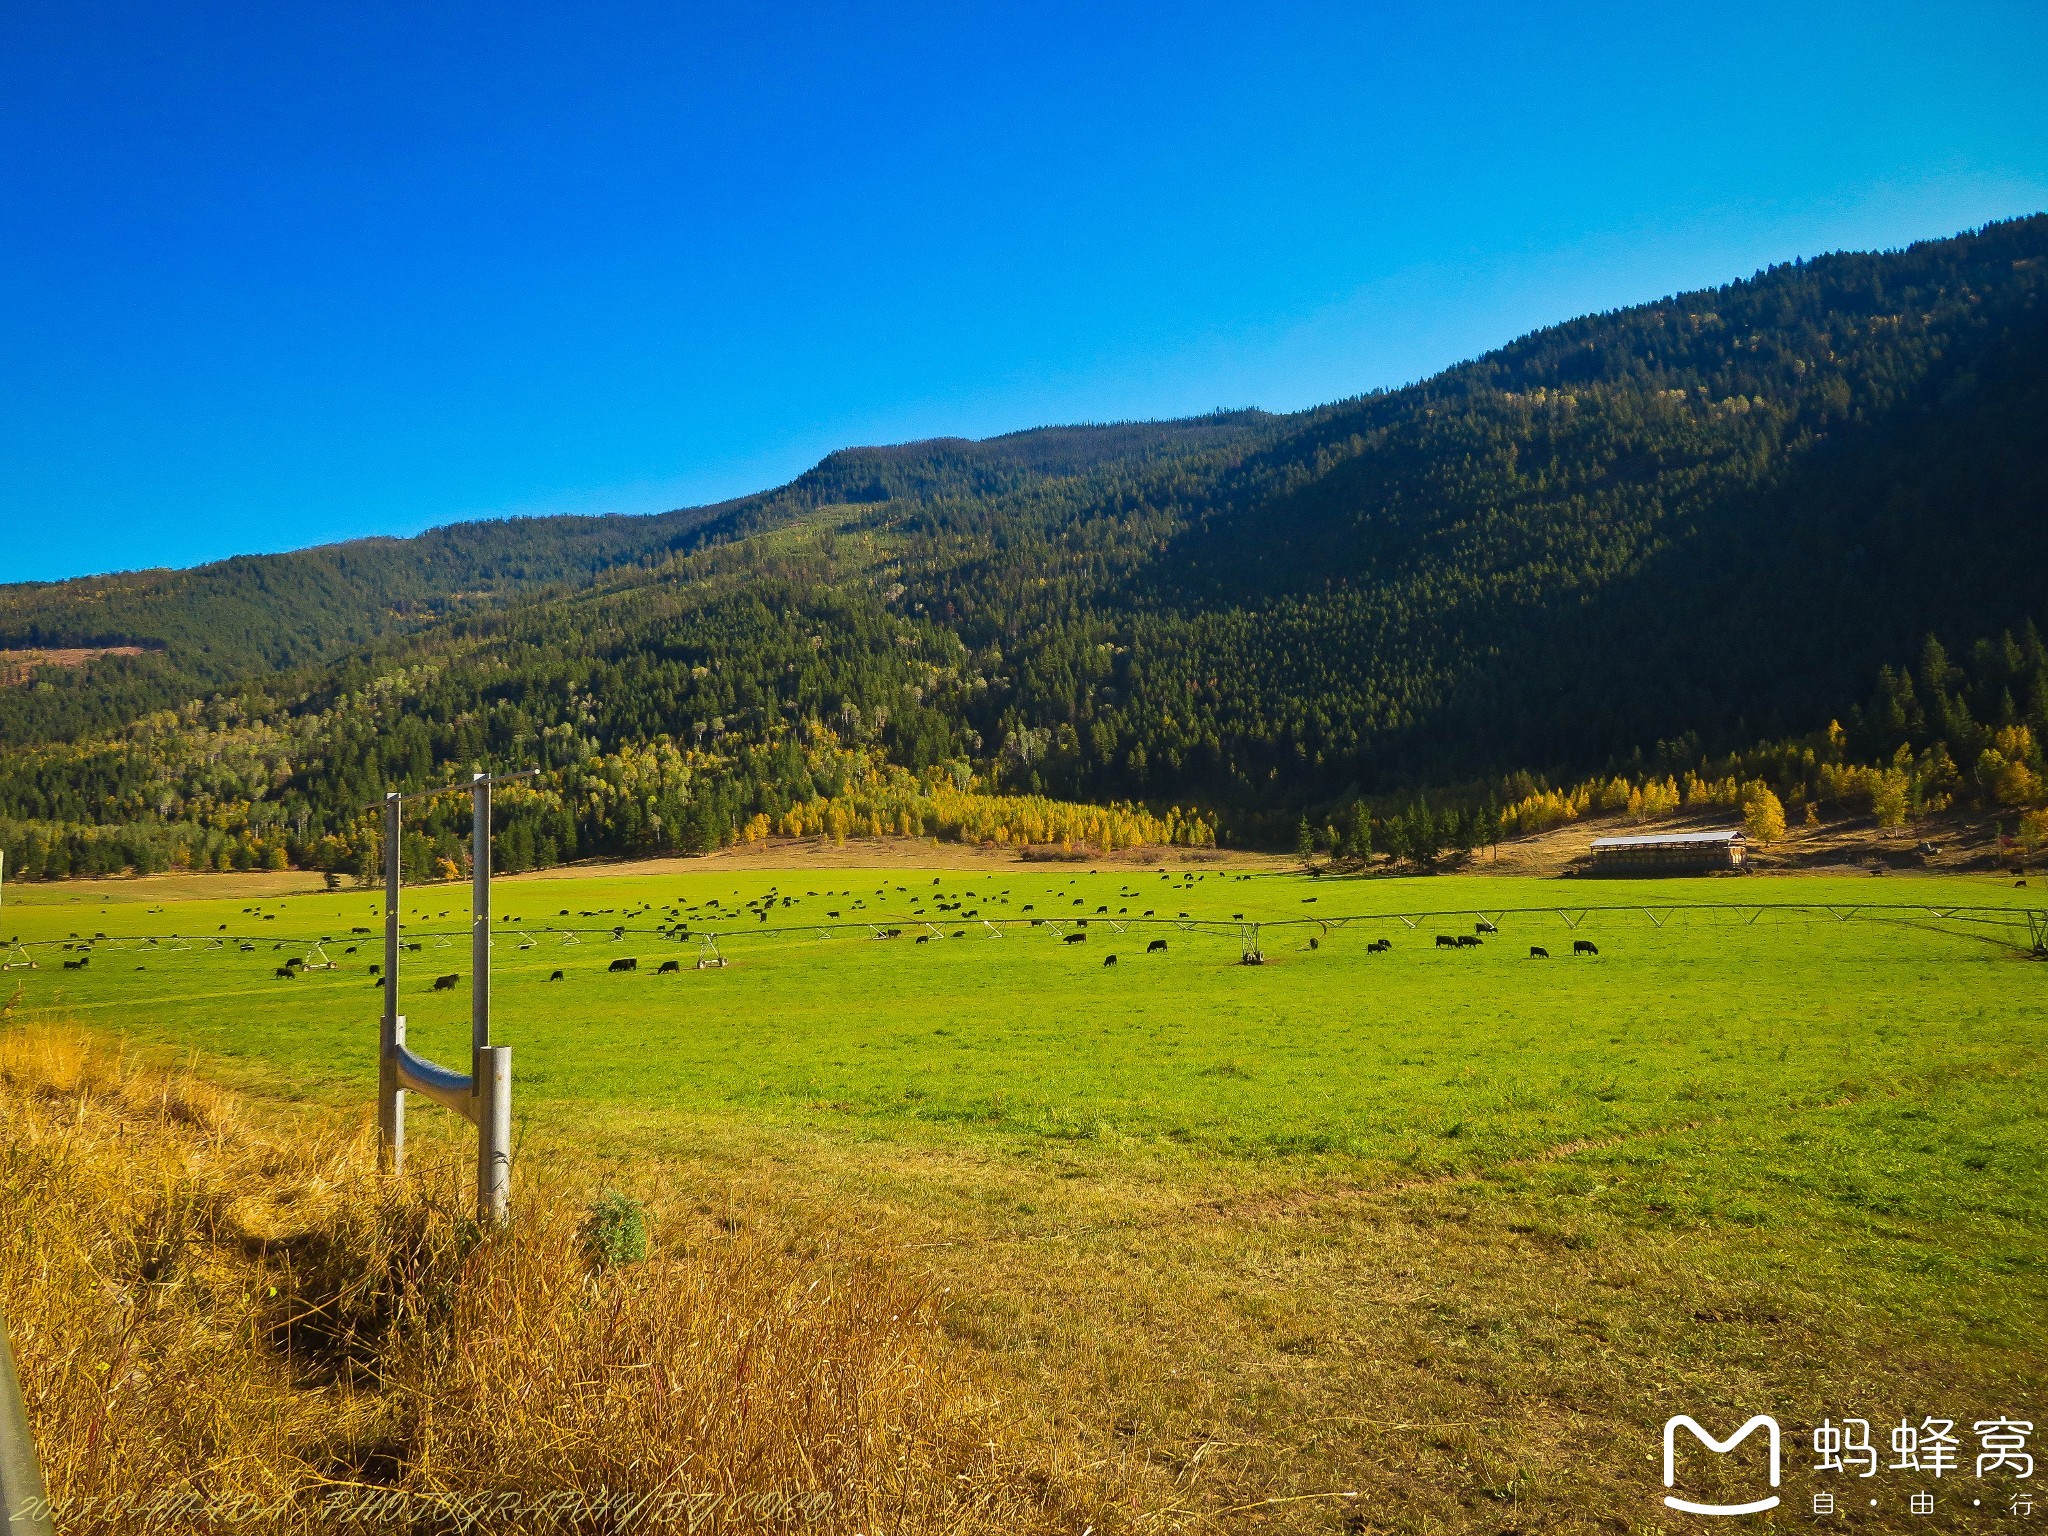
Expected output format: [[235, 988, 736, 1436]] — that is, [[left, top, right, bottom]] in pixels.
[[504, 836, 1279, 880], [0, 1027, 1072, 1534]]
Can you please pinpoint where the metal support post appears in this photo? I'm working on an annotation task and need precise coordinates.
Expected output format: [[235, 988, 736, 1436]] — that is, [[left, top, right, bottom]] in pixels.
[[379, 792, 405, 1174], [471, 772, 511, 1226], [375, 771, 524, 1223], [0, 1310, 52, 1536], [477, 1045, 512, 1226], [472, 773, 490, 1078]]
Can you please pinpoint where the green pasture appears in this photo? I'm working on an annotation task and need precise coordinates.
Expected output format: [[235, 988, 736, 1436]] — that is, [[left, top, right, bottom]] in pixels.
[[8, 860, 2047, 1516], [4, 865, 2040, 1175]]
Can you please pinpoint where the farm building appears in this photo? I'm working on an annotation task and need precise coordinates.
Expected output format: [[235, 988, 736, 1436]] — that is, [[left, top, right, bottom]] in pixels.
[[1586, 828, 1747, 875]]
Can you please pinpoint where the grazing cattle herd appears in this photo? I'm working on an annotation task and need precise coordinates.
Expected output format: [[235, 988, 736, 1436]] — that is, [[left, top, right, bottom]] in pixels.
[[214, 912, 1612, 990], [473, 930, 1604, 976]]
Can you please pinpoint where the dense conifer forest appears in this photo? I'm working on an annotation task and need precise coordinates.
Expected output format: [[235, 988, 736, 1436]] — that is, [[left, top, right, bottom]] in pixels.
[[1, 216, 2044, 876]]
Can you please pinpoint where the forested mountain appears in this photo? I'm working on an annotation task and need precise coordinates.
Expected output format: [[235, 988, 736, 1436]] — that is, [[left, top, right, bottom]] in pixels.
[[0, 505, 736, 743], [2, 216, 2044, 875], [0, 411, 1279, 745]]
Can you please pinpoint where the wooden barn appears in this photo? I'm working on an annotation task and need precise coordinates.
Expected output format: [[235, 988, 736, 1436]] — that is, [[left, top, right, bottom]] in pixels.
[[1586, 828, 1747, 875]]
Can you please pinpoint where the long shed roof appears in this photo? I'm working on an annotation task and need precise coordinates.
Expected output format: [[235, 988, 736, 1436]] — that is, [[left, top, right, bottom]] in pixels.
[[1589, 829, 1746, 849]]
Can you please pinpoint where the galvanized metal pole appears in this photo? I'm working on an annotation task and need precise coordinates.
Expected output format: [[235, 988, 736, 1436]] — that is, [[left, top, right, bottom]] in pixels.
[[0, 1311, 53, 1536], [471, 773, 511, 1225], [477, 1044, 512, 1225], [471, 772, 490, 1071], [379, 791, 405, 1174]]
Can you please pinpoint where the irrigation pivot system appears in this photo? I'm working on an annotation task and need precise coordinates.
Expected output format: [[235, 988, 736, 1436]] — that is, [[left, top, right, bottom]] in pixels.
[[463, 898, 2048, 964], [0, 853, 36, 972], [378, 771, 532, 1225]]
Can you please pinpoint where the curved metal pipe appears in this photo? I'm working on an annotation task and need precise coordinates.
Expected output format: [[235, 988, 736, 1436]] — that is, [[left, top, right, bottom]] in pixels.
[[392, 1043, 478, 1125]]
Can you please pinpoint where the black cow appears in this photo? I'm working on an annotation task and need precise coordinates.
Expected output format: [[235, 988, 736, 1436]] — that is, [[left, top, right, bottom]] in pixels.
[[62, 957, 88, 971], [1307, 936, 1320, 950], [1574, 940, 1598, 956], [1102, 954, 1117, 967], [1147, 939, 1168, 953], [657, 960, 682, 974], [1529, 946, 1549, 959], [274, 966, 295, 980], [1455, 935, 1481, 948], [548, 969, 565, 982], [1434, 934, 1457, 948], [433, 973, 460, 990], [609, 957, 638, 973], [1476, 921, 1498, 935], [915, 934, 930, 944], [1063, 932, 1086, 945]]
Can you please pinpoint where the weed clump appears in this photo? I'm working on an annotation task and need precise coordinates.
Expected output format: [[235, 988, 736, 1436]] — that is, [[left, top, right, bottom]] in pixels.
[[578, 1190, 649, 1270]]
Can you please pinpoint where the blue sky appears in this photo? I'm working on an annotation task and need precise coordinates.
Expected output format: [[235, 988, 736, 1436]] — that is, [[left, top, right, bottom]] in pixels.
[[3, 2, 2044, 584]]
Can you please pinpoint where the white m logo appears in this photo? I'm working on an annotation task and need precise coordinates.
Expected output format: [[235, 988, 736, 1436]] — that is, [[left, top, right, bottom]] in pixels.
[[1662, 1415, 1782, 1516]]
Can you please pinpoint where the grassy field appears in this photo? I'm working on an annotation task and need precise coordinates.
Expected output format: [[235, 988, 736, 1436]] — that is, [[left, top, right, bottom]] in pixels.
[[5, 859, 2045, 1530]]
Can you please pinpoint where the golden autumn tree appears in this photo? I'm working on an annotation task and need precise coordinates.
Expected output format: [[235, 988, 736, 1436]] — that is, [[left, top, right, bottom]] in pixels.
[[1741, 782, 1787, 844]]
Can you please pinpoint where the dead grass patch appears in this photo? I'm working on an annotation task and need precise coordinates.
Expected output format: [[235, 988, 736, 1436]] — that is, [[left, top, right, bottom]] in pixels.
[[0, 1027, 1079, 1533]]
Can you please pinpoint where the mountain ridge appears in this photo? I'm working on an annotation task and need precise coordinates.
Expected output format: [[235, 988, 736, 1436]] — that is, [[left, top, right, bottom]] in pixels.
[[1, 214, 2043, 865]]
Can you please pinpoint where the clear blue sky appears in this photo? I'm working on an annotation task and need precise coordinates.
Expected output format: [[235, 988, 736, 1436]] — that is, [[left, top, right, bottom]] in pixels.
[[3, 2, 2043, 584]]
